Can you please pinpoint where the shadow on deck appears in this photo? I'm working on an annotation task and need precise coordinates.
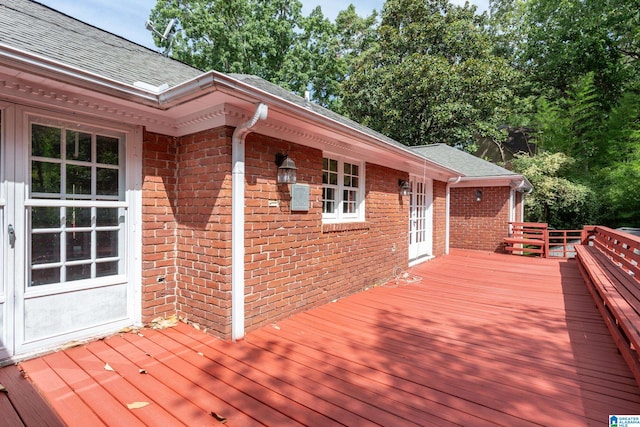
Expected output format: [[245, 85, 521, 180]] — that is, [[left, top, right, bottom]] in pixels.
[[3, 249, 640, 425]]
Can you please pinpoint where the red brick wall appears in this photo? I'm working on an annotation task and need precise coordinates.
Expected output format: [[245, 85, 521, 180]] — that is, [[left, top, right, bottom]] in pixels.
[[173, 127, 234, 337], [141, 133, 179, 321], [143, 127, 234, 337], [142, 128, 411, 339], [450, 186, 511, 252], [243, 134, 409, 332], [432, 180, 448, 256]]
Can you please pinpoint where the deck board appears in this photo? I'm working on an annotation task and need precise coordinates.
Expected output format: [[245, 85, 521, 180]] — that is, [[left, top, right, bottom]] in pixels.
[[0, 361, 65, 427], [8, 249, 640, 426], [0, 391, 25, 427]]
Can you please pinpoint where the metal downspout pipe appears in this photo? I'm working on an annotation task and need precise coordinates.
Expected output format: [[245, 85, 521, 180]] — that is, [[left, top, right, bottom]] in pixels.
[[231, 103, 268, 341], [446, 176, 462, 255]]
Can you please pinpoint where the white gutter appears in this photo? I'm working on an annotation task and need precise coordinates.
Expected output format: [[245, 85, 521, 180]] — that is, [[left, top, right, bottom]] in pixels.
[[445, 176, 462, 255], [231, 103, 268, 341]]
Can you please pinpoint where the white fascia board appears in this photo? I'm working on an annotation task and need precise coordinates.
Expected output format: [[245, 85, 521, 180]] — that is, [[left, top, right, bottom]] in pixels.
[[451, 175, 533, 191]]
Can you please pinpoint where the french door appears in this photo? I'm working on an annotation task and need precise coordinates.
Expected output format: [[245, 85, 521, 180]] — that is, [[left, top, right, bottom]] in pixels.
[[408, 176, 433, 263], [1, 105, 140, 360]]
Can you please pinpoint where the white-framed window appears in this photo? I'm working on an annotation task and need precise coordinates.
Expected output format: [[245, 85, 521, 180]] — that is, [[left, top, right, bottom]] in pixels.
[[28, 118, 127, 287], [322, 154, 365, 222]]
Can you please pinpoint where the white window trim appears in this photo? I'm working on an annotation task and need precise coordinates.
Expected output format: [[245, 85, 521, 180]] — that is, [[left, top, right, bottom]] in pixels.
[[322, 153, 365, 224]]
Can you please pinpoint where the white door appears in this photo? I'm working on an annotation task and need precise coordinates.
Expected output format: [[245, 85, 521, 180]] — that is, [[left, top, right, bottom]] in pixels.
[[1, 105, 140, 360], [408, 176, 433, 263], [0, 106, 10, 360]]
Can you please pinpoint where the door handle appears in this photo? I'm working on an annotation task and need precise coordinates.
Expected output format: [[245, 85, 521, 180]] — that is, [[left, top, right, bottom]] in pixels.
[[8, 224, 15, 248]]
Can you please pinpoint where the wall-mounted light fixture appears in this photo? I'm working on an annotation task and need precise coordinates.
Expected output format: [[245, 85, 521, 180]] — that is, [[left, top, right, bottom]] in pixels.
[[275, 153, 297, 184], [476, 189, 483, 202], [398, 179, 411, 196]]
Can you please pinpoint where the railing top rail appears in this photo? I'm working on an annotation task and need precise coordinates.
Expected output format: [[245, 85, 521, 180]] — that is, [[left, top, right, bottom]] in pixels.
[[592, 226, 640, 246], [587, 226, 640, 280], [509, 222, 548, 229]]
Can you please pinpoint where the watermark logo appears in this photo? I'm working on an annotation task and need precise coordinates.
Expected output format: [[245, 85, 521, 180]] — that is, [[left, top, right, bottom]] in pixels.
[[610, 415, 640, 427]]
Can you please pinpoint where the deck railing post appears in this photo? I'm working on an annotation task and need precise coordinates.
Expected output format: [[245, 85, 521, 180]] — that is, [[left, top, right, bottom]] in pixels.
[[543, 228, 548, 258]]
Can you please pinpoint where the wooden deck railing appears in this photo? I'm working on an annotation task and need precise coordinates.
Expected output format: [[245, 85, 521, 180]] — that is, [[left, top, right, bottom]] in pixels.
[[582, 225, 640, 277], [575, 226, 640, 386], [504, 222, 548, 256], [505, 222, 587, 258], [547, 229, 584, 258]]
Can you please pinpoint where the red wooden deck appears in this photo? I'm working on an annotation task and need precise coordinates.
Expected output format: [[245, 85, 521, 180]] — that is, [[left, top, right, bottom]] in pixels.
[[6, 249, 640, 426]]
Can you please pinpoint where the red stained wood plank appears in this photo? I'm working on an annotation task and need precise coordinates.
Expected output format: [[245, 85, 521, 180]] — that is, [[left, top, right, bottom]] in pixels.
[[0, 391, 25, 427], [246, 327, 483, 426], [82, 339, 218, 426], [18, 357, 106, 427], [14, 249, 640, 427], [0, 365, 65, 427], [260, 313, 593, 426], [120, 329, 295, 426], [169, 325, 426, 427], [63, 345, 186, 426], [139, 328, 341, 427], [36, 351, 145, 426], [100, 334, 259, 427]]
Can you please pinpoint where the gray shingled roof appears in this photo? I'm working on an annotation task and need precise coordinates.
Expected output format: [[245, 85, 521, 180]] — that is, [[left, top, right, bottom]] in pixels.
[[0, 0, 201, 87], [410, 144, 519, 178]]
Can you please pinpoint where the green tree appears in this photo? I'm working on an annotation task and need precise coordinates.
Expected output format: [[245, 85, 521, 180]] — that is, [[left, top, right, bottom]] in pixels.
[[149, 0, 302, 82], [503, 0, 640, 103], [594, 90, 640, 226], [511, 152, 600, 228], [149, 1, 377, 108], [277, 6, 378, 110], [341, 0, 519, 146], [533, 73, 604, 174]]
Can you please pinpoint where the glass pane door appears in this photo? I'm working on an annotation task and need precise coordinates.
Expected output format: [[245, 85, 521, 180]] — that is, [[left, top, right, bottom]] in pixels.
[[409, 177, 433, 262], [28, 122, 125, 288]]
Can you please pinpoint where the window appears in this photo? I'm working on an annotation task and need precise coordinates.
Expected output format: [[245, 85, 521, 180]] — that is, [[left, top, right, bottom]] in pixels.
[[322, 155, 364, 222], [29, 120, 126, 286]]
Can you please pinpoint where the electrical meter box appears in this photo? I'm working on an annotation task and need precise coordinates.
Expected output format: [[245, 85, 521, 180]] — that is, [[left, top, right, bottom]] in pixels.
[[290, 184, 310, 211]]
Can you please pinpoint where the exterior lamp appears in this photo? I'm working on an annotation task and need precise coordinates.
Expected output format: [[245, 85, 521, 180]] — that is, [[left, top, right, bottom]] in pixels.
[[275, 153, 297, 184], [476, 189, 483, 202], [398, 179, 411, 196]]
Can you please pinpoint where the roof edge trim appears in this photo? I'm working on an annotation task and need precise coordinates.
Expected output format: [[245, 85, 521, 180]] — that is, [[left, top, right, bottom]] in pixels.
[[0, 43, 160, 104]]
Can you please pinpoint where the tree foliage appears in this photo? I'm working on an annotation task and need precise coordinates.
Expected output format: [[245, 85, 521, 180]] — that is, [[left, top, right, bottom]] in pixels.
[[149, 1, 377, 109], [533, 73, 604, 174], [341, 0, 518, 146], [510, 152, 600, 229], [150, 0, 301, 81]]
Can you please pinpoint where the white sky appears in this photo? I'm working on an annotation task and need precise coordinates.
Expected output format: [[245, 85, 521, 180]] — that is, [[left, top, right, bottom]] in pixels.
[[37, 0, 490, 51]]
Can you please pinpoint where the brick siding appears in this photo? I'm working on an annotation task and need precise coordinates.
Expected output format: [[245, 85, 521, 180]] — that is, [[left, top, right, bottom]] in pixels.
[[173, 127, 235, 337], [449, 186, 511, 252], [141, 133, 179, 321], [432, 180, 448, 256], [142, 128, 411, 339], [243, 134, 409, 332], [143, 126, 518, 337]]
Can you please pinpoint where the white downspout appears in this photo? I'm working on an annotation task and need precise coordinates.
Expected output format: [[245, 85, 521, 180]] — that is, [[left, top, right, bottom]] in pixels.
[[231, 103, 268, 341], [446, 176, 462, 255]]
